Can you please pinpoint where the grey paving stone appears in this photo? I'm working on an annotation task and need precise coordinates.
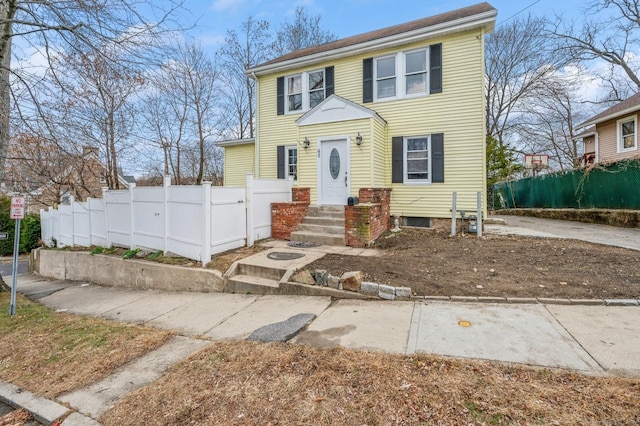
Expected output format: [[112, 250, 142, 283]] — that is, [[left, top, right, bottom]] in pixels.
[[247, 313, 316, 342], [605, 299, 639, 306], [450, 296, 478, 303], [359, 281, 379, 296], [378, 284, 395, 301], [61, 412, 101, 426], [506, 297, 538, 304], [395, 287, 412, 298], [478, 297, 507, 303], [0, 380, 69, 425]]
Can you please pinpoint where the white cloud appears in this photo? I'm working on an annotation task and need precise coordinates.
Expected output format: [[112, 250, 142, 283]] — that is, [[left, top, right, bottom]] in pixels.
[[211, 0, 245, 13]]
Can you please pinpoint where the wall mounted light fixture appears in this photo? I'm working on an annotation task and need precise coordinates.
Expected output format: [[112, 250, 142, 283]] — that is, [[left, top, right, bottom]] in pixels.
[[302, 137, 311, 149], [355, 132, 363, 146]]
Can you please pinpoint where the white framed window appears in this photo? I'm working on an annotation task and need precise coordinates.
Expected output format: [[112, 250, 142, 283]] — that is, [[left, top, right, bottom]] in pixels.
[[285, 69, 325, 113], [403, 135, 430, 184], [374, 48, 429, 101], [404, 49, 428, 95], [617, 115, 637, 152], [375, 55, 396, 99], [285, 145, 298, 182]]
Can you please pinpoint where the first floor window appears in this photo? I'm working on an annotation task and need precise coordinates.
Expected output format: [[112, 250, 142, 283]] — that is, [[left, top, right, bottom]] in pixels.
[[618, 116, 637, 151], [286, 146, 298, 181], [404, 136, 430, 183]]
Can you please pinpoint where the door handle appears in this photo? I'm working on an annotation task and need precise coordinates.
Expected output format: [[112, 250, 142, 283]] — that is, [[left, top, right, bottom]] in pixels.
[[344, 173, 347, 187]]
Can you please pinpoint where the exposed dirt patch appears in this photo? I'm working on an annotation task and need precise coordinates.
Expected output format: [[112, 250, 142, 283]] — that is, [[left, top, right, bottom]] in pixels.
[[306, 228, 640, 299], [101, 340, 640, 425], [205, 243, 271, 273]]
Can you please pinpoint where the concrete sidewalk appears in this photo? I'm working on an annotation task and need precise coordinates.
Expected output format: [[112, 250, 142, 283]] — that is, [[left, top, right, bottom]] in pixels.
[[5, 273, 639, 424]]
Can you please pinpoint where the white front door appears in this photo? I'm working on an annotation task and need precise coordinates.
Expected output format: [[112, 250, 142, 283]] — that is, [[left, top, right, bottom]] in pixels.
[[319, 138, 349, 205]]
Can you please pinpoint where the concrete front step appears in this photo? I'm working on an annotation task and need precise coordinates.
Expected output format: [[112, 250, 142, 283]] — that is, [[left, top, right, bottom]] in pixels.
[[306, 205, 344, 219], [296, 223, 344, 235], [236, 263, 287, 281], [225, 274, 281, 294], [302, 216, 345, 227], [290, 230, 345, 246]]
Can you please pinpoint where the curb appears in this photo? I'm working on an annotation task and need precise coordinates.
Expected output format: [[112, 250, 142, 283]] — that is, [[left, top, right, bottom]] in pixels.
[[0, 380, 99, 425], [411, 295, 640, 306]]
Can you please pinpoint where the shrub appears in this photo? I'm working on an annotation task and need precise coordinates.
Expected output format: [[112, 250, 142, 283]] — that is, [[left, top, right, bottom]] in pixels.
[[0, 196, 42, 255]]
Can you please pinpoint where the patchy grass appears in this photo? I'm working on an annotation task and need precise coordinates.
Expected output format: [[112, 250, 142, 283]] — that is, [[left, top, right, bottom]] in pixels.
[[0, 293, 173, 398], [102, 340, 640, 425], [205, 243, 270, 274]]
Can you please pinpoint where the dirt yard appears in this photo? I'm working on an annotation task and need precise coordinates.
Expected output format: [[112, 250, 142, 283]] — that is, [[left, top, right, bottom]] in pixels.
[[305, 229, 640, 299]]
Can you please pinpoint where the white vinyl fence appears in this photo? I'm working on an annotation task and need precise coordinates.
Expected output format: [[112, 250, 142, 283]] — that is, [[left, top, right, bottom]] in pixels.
[[40, 175, 292, 264]]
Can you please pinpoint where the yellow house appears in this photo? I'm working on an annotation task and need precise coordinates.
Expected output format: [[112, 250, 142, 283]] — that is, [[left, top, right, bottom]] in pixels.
[[220, 2, 496, 230]]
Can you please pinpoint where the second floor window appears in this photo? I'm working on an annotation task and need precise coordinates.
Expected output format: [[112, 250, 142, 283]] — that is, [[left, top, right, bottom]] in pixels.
[[285, 69, 326, 113], [618, 116, 637, 152], [374, 48, 429, 101]]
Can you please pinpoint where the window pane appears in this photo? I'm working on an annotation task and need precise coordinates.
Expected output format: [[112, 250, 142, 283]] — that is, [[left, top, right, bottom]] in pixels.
[[288, 148, 297, 180], [309, 71, 324, 90], [377, 57, 395, 78], [406, 73, 426, 94], [407, 158, 428, 173], [407, 138, 428, 151], [624, 135, 635, 149], [288, 75, 301, 93], [407, 151, 428, 160], [407, 172, 428, 180], [622, 120, 634, 136], [406, 50, 427, 74], [309, 90, 324, 108], [377, 78, 396, 98], [288, 93, 302, 111]]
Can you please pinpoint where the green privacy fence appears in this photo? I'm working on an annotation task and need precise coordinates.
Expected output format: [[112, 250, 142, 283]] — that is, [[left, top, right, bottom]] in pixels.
[[492, 159, 640, 210]]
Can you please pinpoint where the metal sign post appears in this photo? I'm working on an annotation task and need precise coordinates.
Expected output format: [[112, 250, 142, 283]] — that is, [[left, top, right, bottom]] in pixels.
[[9, 196, 25, 316]]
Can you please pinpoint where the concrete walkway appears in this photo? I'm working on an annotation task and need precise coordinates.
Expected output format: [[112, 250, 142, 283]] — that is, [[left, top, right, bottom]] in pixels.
[[2, 215, 640, 425], [487, 214, 640, 251]]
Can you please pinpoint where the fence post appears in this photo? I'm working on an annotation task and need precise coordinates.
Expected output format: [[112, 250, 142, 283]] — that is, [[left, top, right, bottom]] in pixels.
[[69, 196, 76, 247], [129, 183, 136, 249], [164, 176, 171, 255], [101, 187, 110, 247], [246, 174, 254, 247], [477, 191, 483, 238], [451, 192, 457, 237], [202, 181, 212, 266]]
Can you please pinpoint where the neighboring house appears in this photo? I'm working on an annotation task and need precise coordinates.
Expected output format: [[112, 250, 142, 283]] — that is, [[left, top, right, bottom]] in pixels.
[[575, 92, 640, 167], [218, 3, 496, 227], [2, 146, 133, 214]]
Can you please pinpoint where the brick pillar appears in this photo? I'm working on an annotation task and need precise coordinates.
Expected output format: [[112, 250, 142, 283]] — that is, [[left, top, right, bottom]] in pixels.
[[292, 187, 310, 203]]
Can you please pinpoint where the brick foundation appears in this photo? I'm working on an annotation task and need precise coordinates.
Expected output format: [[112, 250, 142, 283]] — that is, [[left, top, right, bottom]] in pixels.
[[344, 188, 392, 248], [271, 188, 310, 240]]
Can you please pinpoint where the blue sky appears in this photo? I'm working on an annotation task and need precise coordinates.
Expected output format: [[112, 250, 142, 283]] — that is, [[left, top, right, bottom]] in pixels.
[[186, 0, 588, 47]]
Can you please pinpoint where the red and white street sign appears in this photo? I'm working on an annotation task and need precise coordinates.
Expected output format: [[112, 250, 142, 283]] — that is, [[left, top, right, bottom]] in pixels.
[[10, 196, 25, 220]]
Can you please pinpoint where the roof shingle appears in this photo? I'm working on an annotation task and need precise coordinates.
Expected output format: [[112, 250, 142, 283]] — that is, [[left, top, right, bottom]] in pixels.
[[248, 2, 496, 73]]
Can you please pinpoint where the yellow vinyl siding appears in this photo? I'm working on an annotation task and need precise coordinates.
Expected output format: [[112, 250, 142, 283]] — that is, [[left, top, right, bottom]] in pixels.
[[254, 28, 487, 217], [223, 143, 255, 187]]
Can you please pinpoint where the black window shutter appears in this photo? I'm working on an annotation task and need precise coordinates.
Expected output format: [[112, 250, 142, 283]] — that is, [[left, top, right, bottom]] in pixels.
[[277, 145, 285, 179], [277, 77, 285, 115], [392, 137, 404, 183], [431, 133, 444, 183], [325, 66, 334, 97], [363, 58, 373, 103], [430, 43, 442, 94]]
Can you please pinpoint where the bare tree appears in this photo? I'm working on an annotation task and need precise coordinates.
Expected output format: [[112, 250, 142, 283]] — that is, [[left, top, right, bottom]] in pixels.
[[515, 73, 590, 171], [271, 7, 337, 57], [485, 15, 570, 147], [42, 50, 144, 189], [217, 17, 272, 140], [0, 0, 186, 178], [550, 0, 640, 100], [146, 41, 220, 184]]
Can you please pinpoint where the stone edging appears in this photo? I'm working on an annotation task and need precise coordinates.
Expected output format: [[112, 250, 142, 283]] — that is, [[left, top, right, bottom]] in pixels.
[[411, 295, 640, 306]]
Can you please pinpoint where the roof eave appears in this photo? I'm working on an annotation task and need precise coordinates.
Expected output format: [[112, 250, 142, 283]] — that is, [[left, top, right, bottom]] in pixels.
[[246, 11, 497, 77], [215, 138, 256, 147], [579, 105, 640, 129]]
